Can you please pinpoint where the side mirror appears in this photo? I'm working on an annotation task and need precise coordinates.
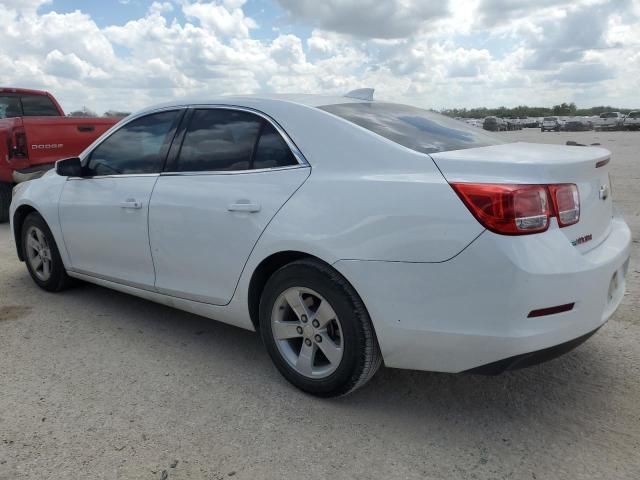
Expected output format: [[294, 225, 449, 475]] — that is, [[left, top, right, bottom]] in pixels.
[[56, 157, 83, 177]]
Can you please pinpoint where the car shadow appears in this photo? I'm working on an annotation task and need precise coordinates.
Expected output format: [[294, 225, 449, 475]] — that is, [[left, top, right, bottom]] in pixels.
[[10, 271, 616, 445]]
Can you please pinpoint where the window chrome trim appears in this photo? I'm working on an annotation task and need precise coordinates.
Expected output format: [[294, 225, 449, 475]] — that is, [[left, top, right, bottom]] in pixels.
[[160, 164, 308, 177], [76, 103, 309, 177], [67, 173, 160, 181], [179, 104, 309, 168], [78, 105, 190, 164]]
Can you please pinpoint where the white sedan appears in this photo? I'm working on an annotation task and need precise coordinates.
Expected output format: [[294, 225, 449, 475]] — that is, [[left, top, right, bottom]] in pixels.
[[10, 90, 631, 396]]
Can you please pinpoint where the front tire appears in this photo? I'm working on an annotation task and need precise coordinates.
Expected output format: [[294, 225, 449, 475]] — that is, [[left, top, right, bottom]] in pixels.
[[21, 212, 72, 292], [259, 259, 382, 397], [0, 183, 11, 223]]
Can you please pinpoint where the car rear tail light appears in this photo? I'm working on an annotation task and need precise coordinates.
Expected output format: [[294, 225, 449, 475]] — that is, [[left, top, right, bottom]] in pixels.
[[9, 127, 28, 159], [451, 182, 580, 235], [548, 184, 580, 227]]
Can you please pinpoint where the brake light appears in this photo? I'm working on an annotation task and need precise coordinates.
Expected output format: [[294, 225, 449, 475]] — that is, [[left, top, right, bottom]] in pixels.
[[548, 184, 580, 227], [9, 127, 28, 159], [451, 183, 580, 235]]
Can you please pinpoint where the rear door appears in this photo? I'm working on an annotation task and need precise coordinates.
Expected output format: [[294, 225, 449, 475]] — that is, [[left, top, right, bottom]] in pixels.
[[149, 107, 310, 305], [59, 109, 183, 288]]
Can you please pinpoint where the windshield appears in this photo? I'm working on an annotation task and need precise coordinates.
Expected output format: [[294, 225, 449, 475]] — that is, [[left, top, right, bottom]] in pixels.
[[318, 102, 505, 154], [543, 117, 556, 121]]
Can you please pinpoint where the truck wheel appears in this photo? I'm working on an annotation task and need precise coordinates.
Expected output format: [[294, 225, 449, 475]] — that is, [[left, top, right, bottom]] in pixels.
[[0, 183, 11, 223]]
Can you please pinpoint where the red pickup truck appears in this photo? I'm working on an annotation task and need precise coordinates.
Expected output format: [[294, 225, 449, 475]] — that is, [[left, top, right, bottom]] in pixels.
[[0, 87, 121, 221]]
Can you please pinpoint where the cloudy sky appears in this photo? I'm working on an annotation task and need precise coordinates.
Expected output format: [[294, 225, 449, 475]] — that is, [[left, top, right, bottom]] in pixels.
[[1, 0, 638, 113]]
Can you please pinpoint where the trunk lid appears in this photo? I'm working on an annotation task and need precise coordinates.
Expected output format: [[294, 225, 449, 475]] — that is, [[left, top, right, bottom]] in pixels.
[[430, 142, 613, 253]]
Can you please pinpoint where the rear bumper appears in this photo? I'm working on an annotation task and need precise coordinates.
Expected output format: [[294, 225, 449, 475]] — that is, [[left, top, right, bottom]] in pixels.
[[467, 327, 600, 374], [334, 214, 631, 372]]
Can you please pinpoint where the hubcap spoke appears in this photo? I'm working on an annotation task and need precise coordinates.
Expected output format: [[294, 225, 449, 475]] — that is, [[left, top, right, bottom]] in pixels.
[[32, 256, 43, 269], [296, 341, 315, 377], [35, 229, 46, 246], [272, 320, 303, 340], [42, 259, 51, 277], [27, 236, 40, 252], [317, 332, 342, 365], [313, 299, 337, 328], [283, 289, 310, 321]]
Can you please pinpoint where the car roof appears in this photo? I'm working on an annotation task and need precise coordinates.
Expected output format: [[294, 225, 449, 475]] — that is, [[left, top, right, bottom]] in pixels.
[[0, 87, 50, 96], [133, 93, 371, 117]]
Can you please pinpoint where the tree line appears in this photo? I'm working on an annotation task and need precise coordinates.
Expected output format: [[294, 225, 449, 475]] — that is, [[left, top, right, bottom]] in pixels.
[[440, 103, 637, 119]]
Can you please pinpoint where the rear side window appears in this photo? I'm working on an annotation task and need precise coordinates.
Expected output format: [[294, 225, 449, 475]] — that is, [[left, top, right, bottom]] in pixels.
[[177, 109, 261, 172], [175, 109, 298, 172], [253, 122, 297, 169], [0, 96, 23, 118], [319, 102, 504, 154], [87, 110, 180, 175], [21, 95, 60, 116]]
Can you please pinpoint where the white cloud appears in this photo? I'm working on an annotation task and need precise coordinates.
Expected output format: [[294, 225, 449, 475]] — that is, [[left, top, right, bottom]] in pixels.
[[275, 0, 449, 39], [0, 0, 637, 114], [182, 1, 257, 38]]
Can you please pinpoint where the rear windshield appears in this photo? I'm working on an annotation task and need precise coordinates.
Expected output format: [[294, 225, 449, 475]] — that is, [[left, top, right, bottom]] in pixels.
[[318, 102, 505, 154], [21, 95, 60, 116], [0, 96, 23, 118], [601, 112, 619, 118], [543, 117, 557, 121], [0, 93, 60, 118]]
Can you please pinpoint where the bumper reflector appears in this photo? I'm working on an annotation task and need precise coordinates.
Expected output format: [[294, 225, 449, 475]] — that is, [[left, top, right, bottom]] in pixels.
[[527, 302, 575, 318]]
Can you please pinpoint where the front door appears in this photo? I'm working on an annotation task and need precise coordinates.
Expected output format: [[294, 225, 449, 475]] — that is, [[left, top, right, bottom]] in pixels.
[[59, 109, 182, 288]]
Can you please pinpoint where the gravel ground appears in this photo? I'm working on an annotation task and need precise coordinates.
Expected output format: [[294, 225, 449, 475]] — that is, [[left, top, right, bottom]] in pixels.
[[0, 130, 638, 480]]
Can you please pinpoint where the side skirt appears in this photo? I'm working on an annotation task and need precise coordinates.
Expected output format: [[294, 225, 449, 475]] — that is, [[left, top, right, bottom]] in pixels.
[[67, 271, 256, 332]]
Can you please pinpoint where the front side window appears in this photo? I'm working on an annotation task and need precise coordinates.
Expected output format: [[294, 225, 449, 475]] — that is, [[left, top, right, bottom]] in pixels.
[[0, 96, 22, 118], [175, 109, 298, 172], [21, 95, 60, 116], [319, 102, 505, 155], [87, 110, 179, 176]]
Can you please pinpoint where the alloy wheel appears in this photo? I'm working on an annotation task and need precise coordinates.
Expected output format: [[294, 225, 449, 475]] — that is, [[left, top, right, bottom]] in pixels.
[[271, 287, 344, 379], [25, 225, 53, 282]]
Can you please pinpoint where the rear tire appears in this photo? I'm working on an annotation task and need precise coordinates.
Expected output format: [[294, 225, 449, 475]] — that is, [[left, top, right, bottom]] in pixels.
[[259, 259, 382, 397], [0, 183, 11, 223], [21, 212, 73, 292]]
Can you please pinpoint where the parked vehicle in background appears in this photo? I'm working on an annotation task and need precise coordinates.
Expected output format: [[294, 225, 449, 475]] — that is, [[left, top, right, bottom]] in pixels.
[[564, 119, 593, 132], [541, 117, 561, 132], [623, 111, 640, 130], [594, 112, 624, 131], [0, 87, 120, 221], [10, 91, 631, 396], [483, 116, 506, 131], [506, 118, 522, 131], [464, 118, 483, 128]]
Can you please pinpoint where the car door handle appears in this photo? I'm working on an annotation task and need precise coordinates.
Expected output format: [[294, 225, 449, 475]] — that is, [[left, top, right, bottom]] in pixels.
[[228, 201, 261, 213], [120, 199, 142, 209]]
